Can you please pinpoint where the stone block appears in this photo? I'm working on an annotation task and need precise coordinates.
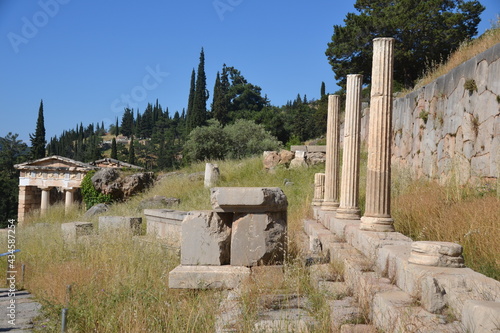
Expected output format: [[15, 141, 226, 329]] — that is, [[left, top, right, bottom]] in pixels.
[[145, 209, 188, 248], [181, 211, 232, 266], [98, 216, 142, 235], [340, 324, 377, 333], [61, 222, 93, 241], [211, 187, 288, 213], [462, 300, 500, 333], [204, 163, 220, 188], [230, 212, 287, 266], [408, 241, 465, 268], [168, 265, 250, 289]]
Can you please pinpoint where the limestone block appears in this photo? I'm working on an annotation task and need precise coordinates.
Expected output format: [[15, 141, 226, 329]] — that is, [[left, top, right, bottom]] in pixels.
[[408, 241, 465, 268], [462, 300, 500, 333], [278, 150, 294, 166], [61, 222, 93, 242], [145, 209, 188, 247], [211, 187, 288, 213], [340, 324, 377, 333], [263, 151, 280, 170], [204, 163, 220, 188], [168, 265, 250, 289], [230, 212, 287, 266], [98, 216, 142, 235], [421, 276, 447, 313], [181, 211, 232, 266]]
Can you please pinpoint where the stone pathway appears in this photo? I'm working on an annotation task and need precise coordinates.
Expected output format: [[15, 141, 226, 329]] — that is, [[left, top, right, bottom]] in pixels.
[[0, 288, 41, 332]]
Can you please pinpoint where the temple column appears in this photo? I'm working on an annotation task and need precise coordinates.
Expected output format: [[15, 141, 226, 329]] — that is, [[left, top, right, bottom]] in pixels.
[[312, 173, 325, 206], [336, 74, 363, 220], [40, 187, 51, 216], [322, 95, 340, 211], [64, 188, 76, 213], [360, 38, 395, 232], [18, 186, 27, 224]]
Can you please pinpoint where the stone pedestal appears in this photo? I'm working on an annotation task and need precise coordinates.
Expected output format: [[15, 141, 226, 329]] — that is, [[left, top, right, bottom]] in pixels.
[[61, 222, 94, 242], [408, 241, 465, 268], [169, 265, 250, 289], [360, 38, 395, 232], [204, 163, 220, 188], [312, 173, 325, 207], [337, 74, 363, 220], [98, 216, 142, 235], [323, 95, 340, 211], [145, 209, 189, 248]]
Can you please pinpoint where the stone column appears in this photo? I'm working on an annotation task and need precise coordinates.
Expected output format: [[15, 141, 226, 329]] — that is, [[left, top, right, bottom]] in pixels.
[[64, 188, 76, 213], [322, 95, 340, 211], [40, 187, 51, 215], [336, 74, 363, 220], [17, 186, 27, 224], [312, 173, 325, 206], [360, 38, 395, 232]]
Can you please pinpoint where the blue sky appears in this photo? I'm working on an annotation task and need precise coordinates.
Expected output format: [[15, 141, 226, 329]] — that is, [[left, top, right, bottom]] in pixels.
[[1, 0, 498, 143]]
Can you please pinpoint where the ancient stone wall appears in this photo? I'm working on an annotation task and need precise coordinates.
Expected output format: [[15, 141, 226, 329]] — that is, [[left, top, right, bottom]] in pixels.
[[391, 43, 500, 184]]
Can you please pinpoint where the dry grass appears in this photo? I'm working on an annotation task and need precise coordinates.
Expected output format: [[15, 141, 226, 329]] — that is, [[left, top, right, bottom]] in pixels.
[[393, 179, 500, 280], [401, 23, 500, 95]]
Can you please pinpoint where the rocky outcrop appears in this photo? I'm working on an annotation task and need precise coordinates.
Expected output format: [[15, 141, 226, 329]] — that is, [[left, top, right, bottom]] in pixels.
[[91, 169, 155, 200]]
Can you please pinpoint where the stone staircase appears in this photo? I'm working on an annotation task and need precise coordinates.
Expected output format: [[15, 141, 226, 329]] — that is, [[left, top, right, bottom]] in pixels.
[[304, 214, 500, 333]]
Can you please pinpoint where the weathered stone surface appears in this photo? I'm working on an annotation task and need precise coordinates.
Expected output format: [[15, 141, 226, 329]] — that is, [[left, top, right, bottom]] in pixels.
[[145, 209, 188, 247], [84, 203, 109, 217], [306, 152, 326, 166], [168, 265, 250, 289], [92, 169, 154, 200], [462, 300, 500, 333], [98, 216, 142, 235], [340, 324, 377, 333], [138, 195, 180, 210], [230, 212, 287, 266], [204, 163, 220, 188], [263, 151, 280, 169], [211, 187, 288, 213], [409, 241, 465, 268], [61, 222, 93, 241], [328, 297, 363, 329], [181, 211, 232, 266], [289, 151, 308, 169], [278, 150, 295, 166], [121, 172, 155, 198]]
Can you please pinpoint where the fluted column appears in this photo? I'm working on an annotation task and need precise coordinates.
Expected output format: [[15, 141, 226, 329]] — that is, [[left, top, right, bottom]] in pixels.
[[40, 187, 51, 216], [360, 37, 395, 232], [322, 95, 340, 211], [312, 173, 325, 206], [336, 74, 363, 220]]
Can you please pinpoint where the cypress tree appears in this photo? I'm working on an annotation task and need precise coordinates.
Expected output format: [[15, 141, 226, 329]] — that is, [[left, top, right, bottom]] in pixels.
[[111, 138, 118, 159], [30, 99, 46, 160], [121, 108, 134, 137], [191, 48, 207, 130], [212, 68, 229, 125], [186, 69, 196, 133], [115, 117, 119, 136], [128, 136, 135, 165], [321, 82, 326, 97]]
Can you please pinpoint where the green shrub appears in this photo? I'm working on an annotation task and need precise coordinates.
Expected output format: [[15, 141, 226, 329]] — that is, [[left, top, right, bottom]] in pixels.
[[464, 79, 477, 93], [183, 119, 282, 161], [80, 170, 112, 209]]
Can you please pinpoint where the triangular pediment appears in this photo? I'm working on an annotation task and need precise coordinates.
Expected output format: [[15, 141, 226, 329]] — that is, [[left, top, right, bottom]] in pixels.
[[15, 155, 97, 171]]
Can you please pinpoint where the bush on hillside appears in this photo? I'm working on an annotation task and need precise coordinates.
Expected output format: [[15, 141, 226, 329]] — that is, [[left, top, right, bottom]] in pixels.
[[183, 119, 282, 161], [81, 170, 112, 209]]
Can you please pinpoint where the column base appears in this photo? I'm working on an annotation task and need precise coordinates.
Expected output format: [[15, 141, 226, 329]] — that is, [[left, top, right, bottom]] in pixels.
[[312, 199, 324, 207], [335, 207, 361, 220], [321, 200, 339, 211], [359, 216, 395, 232]]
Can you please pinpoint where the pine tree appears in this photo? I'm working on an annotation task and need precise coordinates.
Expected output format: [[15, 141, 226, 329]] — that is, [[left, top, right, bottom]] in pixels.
[[111, 137, 118, 159], [191, 48, 208, 130], [186, 69, 196, 133], [321, 82, 326, 97], [30, 99, 46, 160]]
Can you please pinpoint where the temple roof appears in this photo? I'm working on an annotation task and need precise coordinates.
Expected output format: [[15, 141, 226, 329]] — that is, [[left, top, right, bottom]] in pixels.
[[14, 155, 98, 172]]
